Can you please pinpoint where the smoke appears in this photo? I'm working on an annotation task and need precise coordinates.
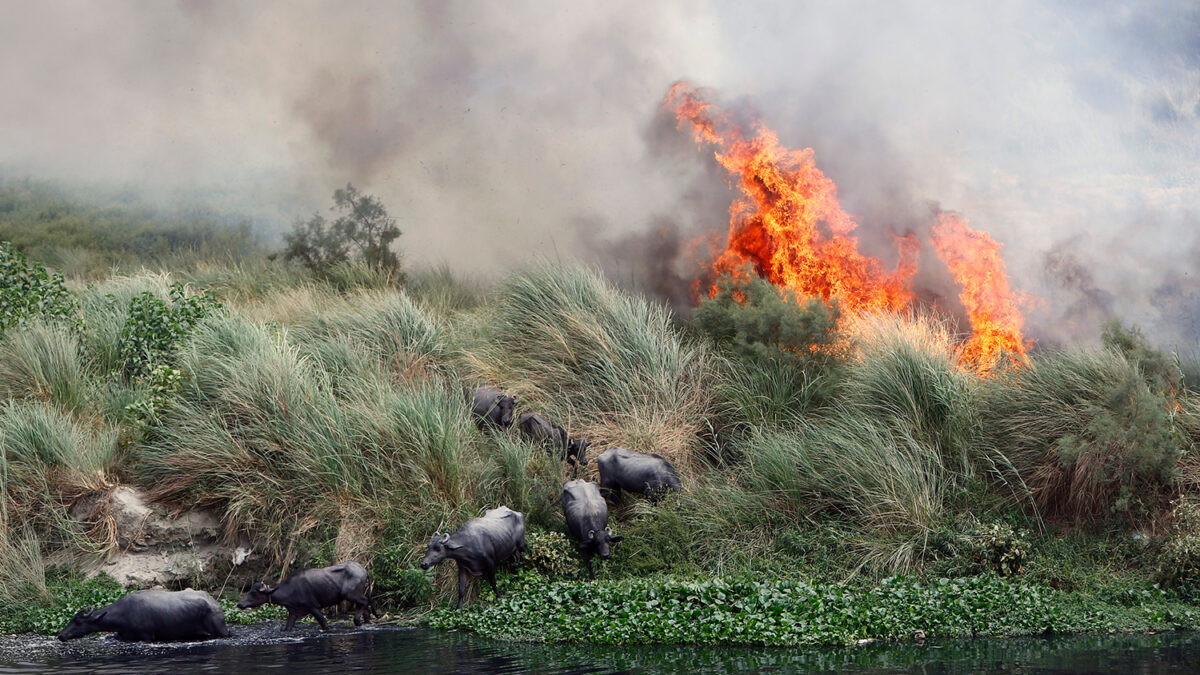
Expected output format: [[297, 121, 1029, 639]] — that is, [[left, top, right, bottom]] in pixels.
[[1, 1, 1197, 344]]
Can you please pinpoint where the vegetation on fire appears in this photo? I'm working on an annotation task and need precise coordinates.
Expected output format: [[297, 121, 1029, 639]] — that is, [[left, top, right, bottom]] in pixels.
[[2, 191, 1200, 645]]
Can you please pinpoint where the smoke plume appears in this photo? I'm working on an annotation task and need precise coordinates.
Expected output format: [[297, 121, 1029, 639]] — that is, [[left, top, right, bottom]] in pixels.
[[0, 1, 1197, 344]]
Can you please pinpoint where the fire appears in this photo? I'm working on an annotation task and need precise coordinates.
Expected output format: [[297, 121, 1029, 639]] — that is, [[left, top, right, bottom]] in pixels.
[[663, 81, 1030, 373], [931, 211, 1029, 373], [663, 82, 917, 314]]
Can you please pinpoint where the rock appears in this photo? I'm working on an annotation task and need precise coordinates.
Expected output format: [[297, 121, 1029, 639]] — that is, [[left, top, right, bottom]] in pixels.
[[71, 485, 267, 589]]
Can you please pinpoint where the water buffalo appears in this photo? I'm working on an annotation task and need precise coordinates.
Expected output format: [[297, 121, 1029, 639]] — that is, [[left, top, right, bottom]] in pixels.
[[237, 561, 373, 631], [421, 506, 526, 609], [57, 589, 229, 642], [518, 412, 590, 468], [562, 479, 623, 579], [472, 386, 515, 429], [596, 446, 681, 505]]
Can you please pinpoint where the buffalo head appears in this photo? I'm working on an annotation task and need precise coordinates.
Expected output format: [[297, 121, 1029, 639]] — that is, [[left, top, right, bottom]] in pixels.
[[586, 526, 624, 559], [236, 582, 276, 610], [420, 532, 456, 569], [57, 607, 107, 641]]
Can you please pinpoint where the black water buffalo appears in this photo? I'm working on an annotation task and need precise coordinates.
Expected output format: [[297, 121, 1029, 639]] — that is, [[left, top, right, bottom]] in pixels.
[[237, 561, 373, 631], [518, 412, 590, 468], [472, 386, 515, 429], [562, 479, 623, 579], [596, 446, 681, 505], [421, 506, 526, 609], [57, 589, 229, 642]]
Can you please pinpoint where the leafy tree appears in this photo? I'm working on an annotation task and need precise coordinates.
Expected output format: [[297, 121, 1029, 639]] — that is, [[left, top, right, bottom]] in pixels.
[[283, 183, 402, 276]]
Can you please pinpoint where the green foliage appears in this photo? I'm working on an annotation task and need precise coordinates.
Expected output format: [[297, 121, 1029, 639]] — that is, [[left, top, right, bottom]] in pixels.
[[522, 531, 575, 578], [1160, 500, 1200, 590], [427, 574, 1056, 646], [123, 365, 182, 430], [966, 522, 1030, 577], [695, 270, 841, 367], [981, 347, 1188, 522], [119, 281, 220, 378], [283, 183, 403, 277], [0, 241, 80, 335], [0, 570, 125, 636]]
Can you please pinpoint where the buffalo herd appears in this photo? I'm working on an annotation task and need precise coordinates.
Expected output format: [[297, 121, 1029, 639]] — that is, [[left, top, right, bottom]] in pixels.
[[56, 384, 679, 642]]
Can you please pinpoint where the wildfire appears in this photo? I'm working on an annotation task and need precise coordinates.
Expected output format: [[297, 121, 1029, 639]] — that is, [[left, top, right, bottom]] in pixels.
[[931, 211, 1029, 373], [663, 81, 1030, 373]]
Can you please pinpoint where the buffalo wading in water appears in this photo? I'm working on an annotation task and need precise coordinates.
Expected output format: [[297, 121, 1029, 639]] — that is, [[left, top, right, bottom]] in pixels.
[[421, 506, 527, 609], [471, 385, 516, 429], [237, 561, 374, 631], [596, 446, 681, 506], [517, 412, 590, 469], [57, 589, 229, 642], [562, 479, 623, 579]]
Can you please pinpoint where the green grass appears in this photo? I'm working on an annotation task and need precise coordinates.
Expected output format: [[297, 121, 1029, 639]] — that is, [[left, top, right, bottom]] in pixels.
[[0, 237, 1198, 641]]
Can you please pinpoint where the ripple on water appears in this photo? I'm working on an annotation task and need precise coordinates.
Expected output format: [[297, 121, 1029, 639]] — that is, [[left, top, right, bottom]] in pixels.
[[2, 624, 1200, 674]]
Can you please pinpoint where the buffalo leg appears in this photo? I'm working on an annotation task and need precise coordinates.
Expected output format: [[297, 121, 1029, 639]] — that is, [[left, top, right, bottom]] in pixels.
[[208, 613, 231, 638], [347, 591, 370, 625], [284, 608, 300, 631], [310, 608, 330, 631], [484, 568, 500, 598], [585, 558, 595, 581], [456, 566, 469, 610]]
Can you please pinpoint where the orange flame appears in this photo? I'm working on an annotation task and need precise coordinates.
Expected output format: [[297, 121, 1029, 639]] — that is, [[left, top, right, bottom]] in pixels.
[[664, 82, 917, 313], [931, 211, 1029, 374], [663, 81, 1031, 373]]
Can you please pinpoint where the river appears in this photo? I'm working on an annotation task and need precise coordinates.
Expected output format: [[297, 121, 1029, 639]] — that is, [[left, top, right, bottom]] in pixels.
[[0, 624, 1197, 673]]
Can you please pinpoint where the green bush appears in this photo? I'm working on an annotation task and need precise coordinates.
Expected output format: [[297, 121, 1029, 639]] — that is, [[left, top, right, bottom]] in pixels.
[[0, 241, 80, 335], [119, 281, 221, 378], [694, 270, 841, 368], [1160, 501, 1200, 590], [981, 348, 1187, 522], [522, 531, 575, 578]]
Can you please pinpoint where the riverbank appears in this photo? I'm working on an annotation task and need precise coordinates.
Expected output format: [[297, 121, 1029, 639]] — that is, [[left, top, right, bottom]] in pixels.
[[3, 237, 1200, 648]]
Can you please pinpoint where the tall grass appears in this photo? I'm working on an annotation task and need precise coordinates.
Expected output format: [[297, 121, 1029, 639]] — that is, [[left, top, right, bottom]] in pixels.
[[0, 322, 86, 413], [981, 347, 1188, 522], [460, 266, 717, 468]]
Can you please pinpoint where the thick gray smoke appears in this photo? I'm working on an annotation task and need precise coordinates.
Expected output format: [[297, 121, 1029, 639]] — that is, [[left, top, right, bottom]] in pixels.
[[1, 1, 1197, 344]]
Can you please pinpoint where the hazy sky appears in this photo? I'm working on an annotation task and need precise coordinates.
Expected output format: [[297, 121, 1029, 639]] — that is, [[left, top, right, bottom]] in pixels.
[[1, 1, 1197, 342]]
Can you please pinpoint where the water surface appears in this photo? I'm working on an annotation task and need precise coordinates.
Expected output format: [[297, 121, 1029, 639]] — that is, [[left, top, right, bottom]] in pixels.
[[0, 623, 1196, 673]]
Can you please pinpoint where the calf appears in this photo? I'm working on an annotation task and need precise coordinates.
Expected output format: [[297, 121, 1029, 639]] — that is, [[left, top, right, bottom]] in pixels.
[[562, 479, 623, 579], [57, 589, 229, 642], [237, 561, 373, 631], [421, 506, 526, 609], [518, 412, 590, 469], [472, 386, 515, 429], [596, 446, 681, 506]]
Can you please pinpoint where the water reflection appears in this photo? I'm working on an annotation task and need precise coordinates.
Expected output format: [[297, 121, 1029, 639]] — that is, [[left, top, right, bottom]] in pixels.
[[0, 624, 1197, 674]]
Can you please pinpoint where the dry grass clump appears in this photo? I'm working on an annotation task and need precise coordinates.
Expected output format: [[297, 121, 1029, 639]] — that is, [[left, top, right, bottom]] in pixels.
[[458, 266, 717, 469]]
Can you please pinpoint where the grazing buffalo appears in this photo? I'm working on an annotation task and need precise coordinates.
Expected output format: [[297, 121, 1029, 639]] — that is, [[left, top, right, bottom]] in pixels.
[[237, 561, 373, 631], [421, 506, 526, 609], [596, 447, 681, 505], [472, 386, 515, 429], [518, 412, 590, 468], [562, 479, 623, 579], [57, 589, 229, 642]]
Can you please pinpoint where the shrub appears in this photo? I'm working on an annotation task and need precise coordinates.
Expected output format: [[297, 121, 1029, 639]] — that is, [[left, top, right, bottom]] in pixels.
[[981, 347, 1187, 523], [522, 531, 575, 578], [0, 241, 80, 335], [694, 270, 841, 368], [119, 281, 220, 378], [1160, 500, 1200, 590]]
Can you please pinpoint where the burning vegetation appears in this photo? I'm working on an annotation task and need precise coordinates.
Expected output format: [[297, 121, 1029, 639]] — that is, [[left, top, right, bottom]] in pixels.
[[663, 82, 1029, 374]]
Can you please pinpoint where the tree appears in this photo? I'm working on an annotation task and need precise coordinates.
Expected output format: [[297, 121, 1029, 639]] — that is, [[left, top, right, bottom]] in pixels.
[[282, 183, 402, 276]]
